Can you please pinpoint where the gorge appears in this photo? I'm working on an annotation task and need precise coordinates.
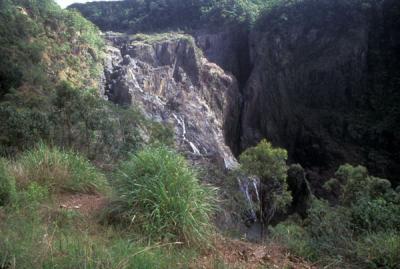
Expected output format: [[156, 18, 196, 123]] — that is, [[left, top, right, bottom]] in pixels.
[[72, 0, 400, 187], [1, 0, 399, 267]]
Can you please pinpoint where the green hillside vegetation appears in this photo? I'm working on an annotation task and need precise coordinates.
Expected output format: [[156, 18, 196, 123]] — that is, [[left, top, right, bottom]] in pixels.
[[0, 0, 104, 96], [69, 0, 281, 33], [271, 164, 400, 268], [0, 2, 219, 267]]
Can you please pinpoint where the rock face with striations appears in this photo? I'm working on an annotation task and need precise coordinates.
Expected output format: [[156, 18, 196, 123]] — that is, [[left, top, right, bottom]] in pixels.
[[103, 33, 241, 171]]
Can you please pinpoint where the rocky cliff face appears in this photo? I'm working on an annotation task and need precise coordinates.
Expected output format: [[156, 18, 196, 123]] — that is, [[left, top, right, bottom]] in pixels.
[[103, 32, 241, 171], [241, 0, 400, 185], [77, 0, 400, 186]]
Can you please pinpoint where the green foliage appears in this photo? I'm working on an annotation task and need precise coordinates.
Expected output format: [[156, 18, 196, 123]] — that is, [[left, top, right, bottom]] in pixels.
[[351, 197, 400, 233], [17, 182, 50, 206], [333, 164, 400, 234], [269, 220, 314, 259], [110, 146, 217, 246], [273, 164, 400, 268], [0, 208, 198, 269], [71, 0, 274, 33], [0, 158, 16, 206], [239, 139, 292, 225], [0, 81, 173, 165], [12, 143, 108, 194], [305, 199, 356, 263], [0, 90, 52, 156], [356, 231, 400, 269], [0, 0, 104, 98]]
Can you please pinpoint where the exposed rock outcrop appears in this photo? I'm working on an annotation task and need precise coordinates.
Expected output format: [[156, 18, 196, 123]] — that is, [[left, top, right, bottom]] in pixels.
[[103, 32, 241, 171]]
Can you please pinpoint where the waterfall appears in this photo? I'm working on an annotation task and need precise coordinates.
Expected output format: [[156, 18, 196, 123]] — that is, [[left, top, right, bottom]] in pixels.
[[172, 113, 201, 155], [238, 175, 260, 222]]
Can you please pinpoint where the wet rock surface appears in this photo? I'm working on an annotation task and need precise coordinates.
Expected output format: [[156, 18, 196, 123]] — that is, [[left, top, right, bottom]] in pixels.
[[103, 32, 241, 172]]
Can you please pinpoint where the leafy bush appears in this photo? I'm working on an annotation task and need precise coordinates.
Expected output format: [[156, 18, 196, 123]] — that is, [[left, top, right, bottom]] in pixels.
[[356, 231, 400, 269], [0, 82, 174, 166], [239, 139, 292, 227], [0, 158, 16, 206], [305, 199, 357, 263], [351, 197, 400, 233], [110, 146, 217, 246], [273, 164, 400, 268], [11, 143, 108, 194]]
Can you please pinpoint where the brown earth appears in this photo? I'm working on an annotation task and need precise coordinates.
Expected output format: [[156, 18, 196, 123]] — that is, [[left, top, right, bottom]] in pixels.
[[57, 193, 108, 216], [194, 236, 316, 269]]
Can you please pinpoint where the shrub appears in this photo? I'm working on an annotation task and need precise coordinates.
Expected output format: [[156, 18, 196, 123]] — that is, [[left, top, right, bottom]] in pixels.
[[269, 221, 314, 260], [12, 143, 108, 194], [239, 139, 292, 228], [305, 199, 357, 262], [111, 146, 217, 246], [274, 164, 400, 268], [351, 197, 400, 233], [0, 158, 16, 206], [356, 231, 400, 269]]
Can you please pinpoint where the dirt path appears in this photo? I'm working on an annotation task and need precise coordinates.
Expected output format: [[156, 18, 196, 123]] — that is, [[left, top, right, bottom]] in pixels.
[[57, 193, 107, 216], [195, 237, 316, 269]]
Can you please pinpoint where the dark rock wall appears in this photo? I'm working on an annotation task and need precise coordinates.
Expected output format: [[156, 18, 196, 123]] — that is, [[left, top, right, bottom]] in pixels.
[[241, 0, 400, 183]]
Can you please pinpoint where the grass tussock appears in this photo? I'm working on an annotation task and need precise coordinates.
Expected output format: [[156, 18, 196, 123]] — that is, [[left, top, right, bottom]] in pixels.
[[0, 158, 17, 206], [10, 143, 108, 195], [109, 146, 217, 246]]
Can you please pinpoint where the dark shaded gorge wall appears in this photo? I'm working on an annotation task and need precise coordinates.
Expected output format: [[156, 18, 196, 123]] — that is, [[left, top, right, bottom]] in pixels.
[[241, 0, 400, 185]]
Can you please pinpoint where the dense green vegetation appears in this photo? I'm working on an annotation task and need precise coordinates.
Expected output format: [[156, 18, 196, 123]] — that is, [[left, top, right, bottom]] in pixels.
[[0, 0, 104, 97], [271, 164, 400, 268], [70, 0, 284, 33]]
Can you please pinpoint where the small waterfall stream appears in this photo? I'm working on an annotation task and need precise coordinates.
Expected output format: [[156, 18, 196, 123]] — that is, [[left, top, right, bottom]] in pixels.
[[237, 176, 260, 222], [172, 113, 201, 155]]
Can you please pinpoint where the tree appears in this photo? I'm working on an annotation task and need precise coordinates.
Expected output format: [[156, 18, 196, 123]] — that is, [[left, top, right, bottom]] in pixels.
[[239, 139, 292, 235]]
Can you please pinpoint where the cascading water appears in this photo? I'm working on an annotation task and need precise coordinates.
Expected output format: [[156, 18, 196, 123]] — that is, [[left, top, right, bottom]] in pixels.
[[237, 175, 261, 223], [172, 113, 201, 155]]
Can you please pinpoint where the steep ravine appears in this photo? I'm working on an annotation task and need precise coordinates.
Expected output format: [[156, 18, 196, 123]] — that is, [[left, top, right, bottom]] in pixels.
[[77, 0, 400, 187], [193, 27, 252, 156]]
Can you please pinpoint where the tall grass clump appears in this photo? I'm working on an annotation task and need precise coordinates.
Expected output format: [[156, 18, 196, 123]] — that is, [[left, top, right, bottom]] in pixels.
[[0, 158, 16, 206], [12, 143, 108, 194], [110, 146, 217, 246]]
